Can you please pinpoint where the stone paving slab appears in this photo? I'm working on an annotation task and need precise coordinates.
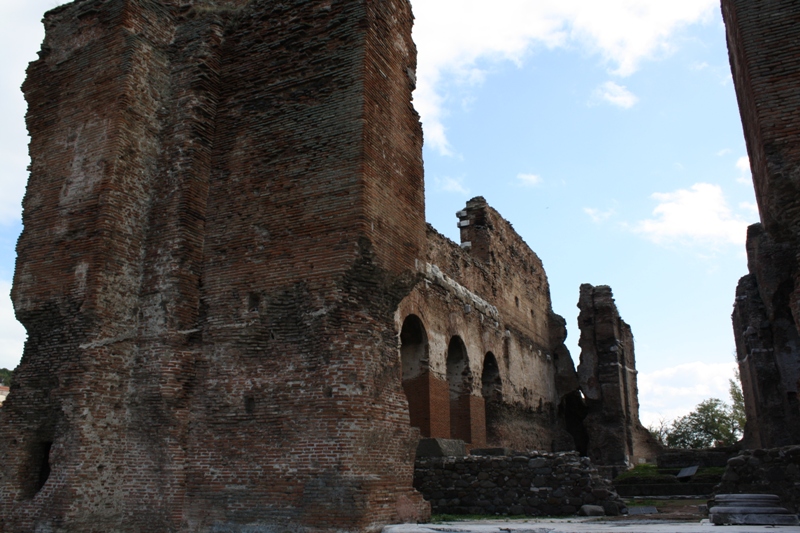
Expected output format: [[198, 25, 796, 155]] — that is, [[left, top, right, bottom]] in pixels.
[[383, 518, 800, 533]]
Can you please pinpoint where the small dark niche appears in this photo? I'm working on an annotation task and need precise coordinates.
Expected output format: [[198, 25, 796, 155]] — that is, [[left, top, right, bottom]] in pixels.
[[244, 396, 255, 414], [247, 292, 260, 313]]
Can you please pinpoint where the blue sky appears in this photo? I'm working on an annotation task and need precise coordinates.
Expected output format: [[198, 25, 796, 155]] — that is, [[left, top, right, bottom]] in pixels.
[[1, 0, 756, 426]]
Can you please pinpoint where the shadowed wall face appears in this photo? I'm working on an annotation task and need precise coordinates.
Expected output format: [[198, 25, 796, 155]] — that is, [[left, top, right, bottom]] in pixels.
[[1, 0, 428, 531], [723, 0, 800, 449]]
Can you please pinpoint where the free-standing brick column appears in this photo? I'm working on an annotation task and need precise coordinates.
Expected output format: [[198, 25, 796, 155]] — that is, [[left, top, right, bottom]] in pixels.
[[1, 0, 429, 531]]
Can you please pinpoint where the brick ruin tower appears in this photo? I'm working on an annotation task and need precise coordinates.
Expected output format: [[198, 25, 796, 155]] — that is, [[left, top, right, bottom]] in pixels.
[[0, 0, 429, 531], [723, 0, 800, 449]]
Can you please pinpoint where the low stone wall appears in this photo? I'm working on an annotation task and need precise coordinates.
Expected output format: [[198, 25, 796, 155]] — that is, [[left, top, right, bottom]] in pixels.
[[715, 446, 800, 512], [414, 451, 626, 516]]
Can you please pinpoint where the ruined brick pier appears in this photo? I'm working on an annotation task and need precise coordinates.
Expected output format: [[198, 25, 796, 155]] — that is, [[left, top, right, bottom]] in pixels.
[[1, 0, 428, 530]]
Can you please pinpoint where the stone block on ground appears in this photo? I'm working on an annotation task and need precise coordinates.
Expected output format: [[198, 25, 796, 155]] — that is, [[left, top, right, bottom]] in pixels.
[[578, 504, 606, 516], [416, 438, 467, 457]]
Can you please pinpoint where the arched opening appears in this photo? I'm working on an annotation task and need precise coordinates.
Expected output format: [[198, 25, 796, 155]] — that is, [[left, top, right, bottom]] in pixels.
[[400, 315, 432, 436], [21, 440, 52, 499], [481, 352, 501, 444], [447, 336, 472, 442]]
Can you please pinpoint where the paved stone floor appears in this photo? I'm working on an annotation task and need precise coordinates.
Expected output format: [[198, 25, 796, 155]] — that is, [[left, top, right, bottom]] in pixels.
[[384, 518, 800, 533]]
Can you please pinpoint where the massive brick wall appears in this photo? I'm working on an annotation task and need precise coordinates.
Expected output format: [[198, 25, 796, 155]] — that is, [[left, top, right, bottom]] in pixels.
[[577, 284, 661, 470], [722, 0, 800, 448], [396, 198, 583, 453], [1, 0, 428, 531]]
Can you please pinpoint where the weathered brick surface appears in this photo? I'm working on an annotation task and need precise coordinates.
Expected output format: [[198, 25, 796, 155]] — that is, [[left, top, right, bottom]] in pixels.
[[723, 0, 800, 449], [2, 0, 427, 531]]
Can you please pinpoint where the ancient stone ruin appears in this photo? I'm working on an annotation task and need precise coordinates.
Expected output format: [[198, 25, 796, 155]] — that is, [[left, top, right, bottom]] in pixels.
[[724, 0, 800, 450], [0, 0, 653, 531]]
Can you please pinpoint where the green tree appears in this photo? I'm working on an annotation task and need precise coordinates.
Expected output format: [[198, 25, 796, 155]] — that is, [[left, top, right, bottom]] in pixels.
[[647, 418, 670, 447], [0, 367, 12, 387], [729, 370, 746, 435], [665, 398, 739, 449]]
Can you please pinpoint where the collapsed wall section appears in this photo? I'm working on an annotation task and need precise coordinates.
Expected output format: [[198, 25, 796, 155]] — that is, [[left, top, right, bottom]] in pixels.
[[723, 0, 800, 448], [1, 0, 428, 531]]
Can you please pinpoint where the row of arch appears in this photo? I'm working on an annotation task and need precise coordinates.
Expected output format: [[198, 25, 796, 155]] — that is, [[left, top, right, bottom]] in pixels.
[[400, 314, 501, 446]]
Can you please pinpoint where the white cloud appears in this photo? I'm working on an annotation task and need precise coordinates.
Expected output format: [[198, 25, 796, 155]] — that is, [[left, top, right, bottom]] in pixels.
[[633, 183, 752, 247], [736, 155, 751, 184], [433, 176, 470, 195], [584, 207, 615, 223], [739, 201, 758, 217], [716, 148, 731, 156], [0, 281, 25, 370], [411, 0, 717, 153], [0, 1, 67, 225], [517, 173, 542, 187], [638, 361, 736, 426], [592, 81, 639, 109], [736, 156, 750, 173]]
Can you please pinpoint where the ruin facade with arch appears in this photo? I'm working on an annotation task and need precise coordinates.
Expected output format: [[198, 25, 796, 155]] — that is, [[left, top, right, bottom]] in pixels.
[[395, 198, 585, 454]]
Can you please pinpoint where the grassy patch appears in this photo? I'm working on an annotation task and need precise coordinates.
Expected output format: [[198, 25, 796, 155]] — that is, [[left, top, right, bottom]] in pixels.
[[627, 499, 659, 507], [614, 464, 726, 485], [614, 464, 659, 480]]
